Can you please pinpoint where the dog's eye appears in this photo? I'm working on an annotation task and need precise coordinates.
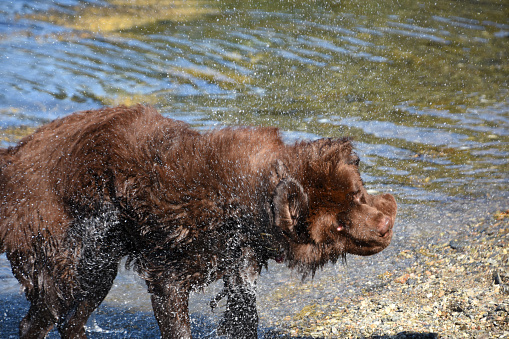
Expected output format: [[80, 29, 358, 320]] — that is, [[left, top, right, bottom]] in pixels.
[[352, 190, 364, 204]]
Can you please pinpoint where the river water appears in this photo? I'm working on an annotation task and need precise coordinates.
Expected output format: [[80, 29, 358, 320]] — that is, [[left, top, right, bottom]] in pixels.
[[0, 0, 507, 337]]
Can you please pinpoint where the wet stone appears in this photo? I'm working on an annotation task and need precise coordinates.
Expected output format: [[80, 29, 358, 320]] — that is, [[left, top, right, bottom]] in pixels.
[[449, 240, 469, 251]]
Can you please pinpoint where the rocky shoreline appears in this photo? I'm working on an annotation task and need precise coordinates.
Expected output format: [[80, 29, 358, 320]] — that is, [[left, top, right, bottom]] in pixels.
[[268, 210, 509, 339]]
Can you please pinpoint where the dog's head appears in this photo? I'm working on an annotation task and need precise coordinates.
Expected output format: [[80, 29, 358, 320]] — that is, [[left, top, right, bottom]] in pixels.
[[269, 138, 397, 272]]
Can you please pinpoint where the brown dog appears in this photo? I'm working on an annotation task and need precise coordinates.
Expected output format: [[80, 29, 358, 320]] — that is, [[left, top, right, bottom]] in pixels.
[[0, 105, 396, 338]]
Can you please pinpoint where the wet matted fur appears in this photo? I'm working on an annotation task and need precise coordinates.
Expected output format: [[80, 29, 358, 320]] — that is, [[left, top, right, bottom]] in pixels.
[[0, 105, 397, 338]]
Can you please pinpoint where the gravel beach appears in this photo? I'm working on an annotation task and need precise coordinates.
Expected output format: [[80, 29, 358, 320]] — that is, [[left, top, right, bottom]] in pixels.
[[267, 210, 509, 339]]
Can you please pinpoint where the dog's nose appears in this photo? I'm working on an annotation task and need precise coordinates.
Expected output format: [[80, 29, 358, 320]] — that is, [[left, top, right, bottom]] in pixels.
[[377, 215, 392, 236]]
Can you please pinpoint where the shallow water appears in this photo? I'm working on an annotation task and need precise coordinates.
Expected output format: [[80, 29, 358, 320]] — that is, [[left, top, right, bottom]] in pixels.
[[0, 0, 508, 337]]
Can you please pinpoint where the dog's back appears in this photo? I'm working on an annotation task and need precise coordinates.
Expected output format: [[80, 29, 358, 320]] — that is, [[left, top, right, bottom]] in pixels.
[[0, 104, 188, 252]]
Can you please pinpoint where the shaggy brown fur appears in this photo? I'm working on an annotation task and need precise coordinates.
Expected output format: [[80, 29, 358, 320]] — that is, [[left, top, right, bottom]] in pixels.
[[0, 105, 396, 339]]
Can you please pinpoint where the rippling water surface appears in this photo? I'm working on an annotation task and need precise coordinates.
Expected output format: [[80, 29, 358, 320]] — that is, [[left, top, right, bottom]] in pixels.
[[0, 0, 507, 337]]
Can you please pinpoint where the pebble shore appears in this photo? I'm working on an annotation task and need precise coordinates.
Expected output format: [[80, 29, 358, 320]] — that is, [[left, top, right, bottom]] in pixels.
[[269, 210, 509, 339]]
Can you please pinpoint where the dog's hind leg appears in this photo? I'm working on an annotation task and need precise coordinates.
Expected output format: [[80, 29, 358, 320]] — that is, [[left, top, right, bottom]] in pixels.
[[7, 250, 58, 339], [56, 206, 127, 338], [19, 301, 55, 339], [57, 260, 119, 339]]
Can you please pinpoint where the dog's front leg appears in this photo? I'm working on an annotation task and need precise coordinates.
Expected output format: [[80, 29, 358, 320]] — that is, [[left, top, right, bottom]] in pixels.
[[218, 247, 260, 339], [148, 280, 191, 339]]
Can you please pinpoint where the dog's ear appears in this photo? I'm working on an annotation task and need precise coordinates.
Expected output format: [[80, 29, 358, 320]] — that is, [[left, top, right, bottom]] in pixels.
[[268, 159, 289, 186], [270, 160, 309, 241]]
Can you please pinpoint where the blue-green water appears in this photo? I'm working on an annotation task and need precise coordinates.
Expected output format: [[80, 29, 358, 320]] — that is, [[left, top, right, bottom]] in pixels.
[[0, 0, 507, 337]]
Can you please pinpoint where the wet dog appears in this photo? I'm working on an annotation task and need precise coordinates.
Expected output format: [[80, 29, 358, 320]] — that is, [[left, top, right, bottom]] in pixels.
[[0, 105, 396, 338]]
